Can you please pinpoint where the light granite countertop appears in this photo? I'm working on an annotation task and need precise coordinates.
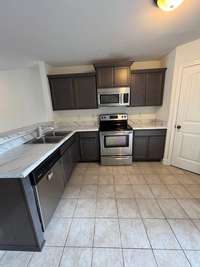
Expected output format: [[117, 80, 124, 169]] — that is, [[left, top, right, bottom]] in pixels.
[[0, 125, 98, 179], [129, 119, 168, 130], [0, 120, 167, 179]]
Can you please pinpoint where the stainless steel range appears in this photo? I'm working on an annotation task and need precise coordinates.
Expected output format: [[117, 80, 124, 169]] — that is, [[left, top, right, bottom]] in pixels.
[[99, 113, 133, 165]]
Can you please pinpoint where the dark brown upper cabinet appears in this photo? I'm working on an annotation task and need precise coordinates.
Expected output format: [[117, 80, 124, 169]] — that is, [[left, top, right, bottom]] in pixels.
[[48, 73, 97, 110], [49, 77, 75, 110], [94, 61, 132, 88], [130, 68, 166, 107], [74, 74, 97, 109]]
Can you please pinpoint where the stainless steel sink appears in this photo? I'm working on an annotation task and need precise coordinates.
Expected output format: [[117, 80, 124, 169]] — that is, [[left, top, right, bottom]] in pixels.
[[25, 130, 71, 144], [26, 136, 65, 144], [45, 131, 71, 137]]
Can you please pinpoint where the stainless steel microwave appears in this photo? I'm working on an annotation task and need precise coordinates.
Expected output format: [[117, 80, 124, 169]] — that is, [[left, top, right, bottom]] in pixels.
[[97, 87, 130, 107]]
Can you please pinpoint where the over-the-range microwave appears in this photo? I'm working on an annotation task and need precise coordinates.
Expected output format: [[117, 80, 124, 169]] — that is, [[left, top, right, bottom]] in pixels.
[[97, 87, 130, 107]]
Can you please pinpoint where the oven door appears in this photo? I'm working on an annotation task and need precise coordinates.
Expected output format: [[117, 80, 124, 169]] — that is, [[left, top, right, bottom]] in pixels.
[[100, 131, 133, 156]]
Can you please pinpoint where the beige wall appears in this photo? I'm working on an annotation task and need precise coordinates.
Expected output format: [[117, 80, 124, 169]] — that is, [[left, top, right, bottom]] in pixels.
[[0, 65, 48, 133]]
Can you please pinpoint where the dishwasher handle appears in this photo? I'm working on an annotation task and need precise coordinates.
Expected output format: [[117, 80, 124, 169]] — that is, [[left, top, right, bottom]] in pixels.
[[47, 171, 53, 181]]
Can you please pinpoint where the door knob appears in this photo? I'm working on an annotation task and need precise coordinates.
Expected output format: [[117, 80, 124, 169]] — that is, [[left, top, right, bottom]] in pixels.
[[176, 125, 181, 129]]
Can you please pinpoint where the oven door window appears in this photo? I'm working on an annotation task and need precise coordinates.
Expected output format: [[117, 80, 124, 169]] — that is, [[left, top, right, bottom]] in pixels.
[[104, 135, 129, 148], [100, 94, 119, 104]]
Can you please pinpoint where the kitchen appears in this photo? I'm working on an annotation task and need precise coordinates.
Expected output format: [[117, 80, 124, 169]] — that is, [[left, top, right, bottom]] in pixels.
[[0, 0, 200, 266]]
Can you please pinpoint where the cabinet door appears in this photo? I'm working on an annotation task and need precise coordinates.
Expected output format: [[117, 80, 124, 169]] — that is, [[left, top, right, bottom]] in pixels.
[[130, 73, 146, 106], [114, 67, 130, 87], [134, 136, 148, 160], [148, 136, 166, 160], [96, 67, 114, 88], [62, 147, 73, 184], [74, 75, 97, 109], [49, 77, 75, 110], [79, 132, 99, 162], [146, 71, 165, 106]]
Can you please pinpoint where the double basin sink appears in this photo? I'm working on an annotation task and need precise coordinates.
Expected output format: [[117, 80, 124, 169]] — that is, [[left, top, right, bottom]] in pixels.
[[26, 131, 71, 144]]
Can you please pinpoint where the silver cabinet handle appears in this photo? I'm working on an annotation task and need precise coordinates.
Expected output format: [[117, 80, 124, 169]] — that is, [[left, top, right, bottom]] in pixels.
[[47, 171, 53, 181]]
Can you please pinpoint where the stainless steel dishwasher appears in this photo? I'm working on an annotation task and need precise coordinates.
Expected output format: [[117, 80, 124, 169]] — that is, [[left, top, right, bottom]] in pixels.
[[30, 150, 65, 231]]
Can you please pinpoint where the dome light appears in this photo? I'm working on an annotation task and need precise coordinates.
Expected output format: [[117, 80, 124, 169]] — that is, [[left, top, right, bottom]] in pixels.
[[155, 0, 184, 11]]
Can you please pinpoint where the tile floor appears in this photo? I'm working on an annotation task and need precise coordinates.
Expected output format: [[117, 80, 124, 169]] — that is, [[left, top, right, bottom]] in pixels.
[[0, 162, 200, 267]]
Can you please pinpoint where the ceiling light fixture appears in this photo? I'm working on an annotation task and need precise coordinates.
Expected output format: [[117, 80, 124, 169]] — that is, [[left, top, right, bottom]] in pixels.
[[154, 0, 184, 11]]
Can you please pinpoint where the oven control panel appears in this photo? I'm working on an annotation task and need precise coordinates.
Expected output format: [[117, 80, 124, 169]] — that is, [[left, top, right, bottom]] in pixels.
[[99, 113, 128, 121]]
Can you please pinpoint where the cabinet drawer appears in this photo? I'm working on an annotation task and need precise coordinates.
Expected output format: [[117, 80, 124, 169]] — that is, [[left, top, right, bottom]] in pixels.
[[79, 131, 99, 139], [134, 129, 166, 137]]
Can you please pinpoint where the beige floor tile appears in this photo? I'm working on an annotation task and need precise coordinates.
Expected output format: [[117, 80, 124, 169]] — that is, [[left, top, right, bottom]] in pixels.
[[60, 247, 92, 267], [119, 219, 150, 248], [72, 168, 87, 176], [185, 250, 200, 267], [63, 185, 81, 198], [144, 174, 163, 185], [185, 185, 200, 198], [192, 219, 200, 230], [97, 185, 115, 198], [157, 199, 188, 219], [98, 175, 114, 185], [94, 219, 121, 248], [128, 174, 146, 185], [44, 218, 71, 246], [68, 175, 83, 185], [29, 247, 63, 267], [82, 174, 98, 185], [74, 198, 96, 217], [123, 249, 157, 267], [150, 185, 173, 198], [133, 185, 154, 198], [137, 199, 164, 218], [92, 248, 123, 267], [79, 185, 97, 198], [115, 185, 134, 198], [139, 166, 156, 175], [153, 166, 171, 175], [114, 174, 131, 184], [177, 199, 200, 219], [167, 185, 192, 198], [0, 251, 33, 267], [85, 169, 99, 176], [126, 167, 141, 175], [117, 199, 140, 218], [169, 219, 200, 250], [160, 174, 180, 185], [54, 198, 77, 218], [112, 166, 128, 175], [98, 166, 113, 175], [144, 219, 180, 249], [177, 174, 199, 185], [154, 250, 190, 267], [167, 166, 185, 175], [66, 218, 95, 247], [96, 199, 118, 218]]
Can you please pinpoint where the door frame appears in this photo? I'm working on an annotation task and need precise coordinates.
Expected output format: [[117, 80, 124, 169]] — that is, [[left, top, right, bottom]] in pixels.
[[163, 58, 200, 167]]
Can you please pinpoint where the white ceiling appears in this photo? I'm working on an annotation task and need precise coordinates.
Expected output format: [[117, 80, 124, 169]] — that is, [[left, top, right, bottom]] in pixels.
[[0, 0, 200, 69]]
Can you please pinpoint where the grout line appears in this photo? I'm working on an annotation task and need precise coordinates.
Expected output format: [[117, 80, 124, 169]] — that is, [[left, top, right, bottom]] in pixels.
[[115, 186, 125, 267], [134, 195, 159, 267]]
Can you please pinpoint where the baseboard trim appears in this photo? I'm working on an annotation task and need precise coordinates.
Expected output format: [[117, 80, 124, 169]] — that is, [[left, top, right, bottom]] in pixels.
[[162, 158, 171, 165]]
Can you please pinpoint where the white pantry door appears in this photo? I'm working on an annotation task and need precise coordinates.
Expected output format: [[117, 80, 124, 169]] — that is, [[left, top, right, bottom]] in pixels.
[[172, 64, 200, 174]]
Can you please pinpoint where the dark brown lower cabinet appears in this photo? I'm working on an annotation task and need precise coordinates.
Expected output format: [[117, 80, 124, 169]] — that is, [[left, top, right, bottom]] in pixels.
[[61, 134, 80, 185], [0, 178, 44, 251], [133, 129, 167, 161], [79, 131, 100, 162]]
